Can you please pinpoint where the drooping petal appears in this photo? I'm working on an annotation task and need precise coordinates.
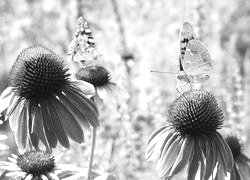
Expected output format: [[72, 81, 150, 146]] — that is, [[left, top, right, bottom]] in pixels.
[[8, 99, 24, 131], [15, 101, 28, 149], [214, 133, 234, 173], [145, 127, 174, 161], [204, 137, 218, 179], [235, 159, 250, 180], [169, 137, 194, 177], [158, 136, 183, 177], [0, 87, 15, 113], [50, 96, 84, 144], [187, 141, 202, 180], [103, 82, 129, 102], [58, 92, 90, 129], [32, 105, 50, 150], [40, 101, 58, 148], [70, 80, 95, 96], [155, 132, 179, 172], [64, 87, 99, 127], [46, 99, 69, 148]]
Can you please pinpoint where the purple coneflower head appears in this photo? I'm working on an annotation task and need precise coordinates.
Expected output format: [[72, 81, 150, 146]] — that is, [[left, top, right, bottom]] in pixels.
[[216, 135, 250, 180], [168, 89, 223, 136], [146, 89, 233, 180], [0, 150, 78, 180], [0, 46, 99, 150], [76, 65, 129, 105]]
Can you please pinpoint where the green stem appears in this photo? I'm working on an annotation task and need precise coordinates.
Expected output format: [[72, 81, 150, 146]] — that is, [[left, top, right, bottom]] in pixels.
[[87, 127, 97, 180]]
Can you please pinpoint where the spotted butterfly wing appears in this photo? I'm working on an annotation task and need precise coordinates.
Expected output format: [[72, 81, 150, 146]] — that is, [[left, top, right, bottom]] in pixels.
[[68, 17, 98, 64], [177, 21, 213, 94]]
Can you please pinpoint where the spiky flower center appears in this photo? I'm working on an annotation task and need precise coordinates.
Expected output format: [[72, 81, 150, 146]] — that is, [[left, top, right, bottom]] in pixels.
[[17, 151, 55, 177], [76, 65, 111, 87], [10, 46, 70, 101], [168, 89, 224, 136], [225, 136, 242, 158]]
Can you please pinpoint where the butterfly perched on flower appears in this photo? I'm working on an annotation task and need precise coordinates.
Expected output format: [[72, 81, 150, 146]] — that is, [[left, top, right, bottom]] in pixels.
[[177, 21, 213, 94], [68, 17, 99, 64]]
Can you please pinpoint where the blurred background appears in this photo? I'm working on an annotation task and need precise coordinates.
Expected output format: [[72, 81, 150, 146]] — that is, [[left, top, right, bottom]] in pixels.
[[1, 0, 250, 179]]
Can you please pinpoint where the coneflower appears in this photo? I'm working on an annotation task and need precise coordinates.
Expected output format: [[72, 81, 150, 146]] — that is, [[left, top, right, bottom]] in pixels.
[[76, 65, 128, 105], [0, 46, 99, 150], [0, 150, 78, 180], [145, 89, 233, 180], [216, 135, 250, 180]]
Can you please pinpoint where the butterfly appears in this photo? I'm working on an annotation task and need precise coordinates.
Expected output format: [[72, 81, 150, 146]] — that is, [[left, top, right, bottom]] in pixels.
[[176, 21, 213, 94], [68, 17, 99, 64]]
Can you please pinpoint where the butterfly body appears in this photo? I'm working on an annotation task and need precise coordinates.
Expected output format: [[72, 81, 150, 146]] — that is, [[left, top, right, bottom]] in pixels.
[[177, 21, 213, 94]]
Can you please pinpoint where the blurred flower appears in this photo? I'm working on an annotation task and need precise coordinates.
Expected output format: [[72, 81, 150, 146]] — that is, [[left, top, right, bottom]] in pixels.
[[0, 150, 78, 180], [76, 65, 129, 105], [216, 135, 250, 180], [0, 46, 99, 150], [145, 89, 233, 179]]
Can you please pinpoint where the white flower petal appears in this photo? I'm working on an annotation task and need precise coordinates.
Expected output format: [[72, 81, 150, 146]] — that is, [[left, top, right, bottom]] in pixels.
[[70, 80, 95, 95], [24, 174, 33, 180], [0, 87, 14, 113], [41, 174, 49, 180]]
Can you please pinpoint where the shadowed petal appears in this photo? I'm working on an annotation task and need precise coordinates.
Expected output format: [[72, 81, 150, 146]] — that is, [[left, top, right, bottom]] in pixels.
[[235, 160, 250, 180], [50, 96, 84, 144], [64, 87, 99, 127], [102, 82, 129, 102], [58, 93, 90, 129], [32, 105, 50, 150], [15, 101, 28, 149], [187, 141, 202, 180], [204, 137, 218, 179], [46, 99, 69, 148], [215, 133, 234, 173], [40, 101, 58, 148], [170, 137, 194, 177]]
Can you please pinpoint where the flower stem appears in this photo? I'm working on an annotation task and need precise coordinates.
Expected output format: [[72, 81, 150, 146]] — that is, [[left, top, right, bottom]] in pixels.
[[87, 127, 97, 180]]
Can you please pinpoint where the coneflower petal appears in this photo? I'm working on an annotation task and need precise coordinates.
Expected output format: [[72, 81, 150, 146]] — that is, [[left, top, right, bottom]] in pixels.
[[187, 141, 203, 180], [155, 133, 179, 172], [64, 88, 99, 127], [6, 96, 20, 117], [58, 93, 90, 129], [46, 100, 69, 148], [159, 137, 183, 177], [69, 86, 98, 113], [215, 133, 234, 172], [146, 126, 169, 146], [169, 137, 194, 177], [0, 87, 14, 113], [15, 102, 28, 149], [51, 97, 84, 144], [24, 174, 33, 180], [33, 105, 50, 150], [145, 128, 173, 160], [41, 174, 49, 180], [229, 165, 240, 180], [198, 141, 206, 180], [104, 82, 129, 102], [70, 80, 95, 96], [9, 99, 24, 131], [235, 160, 250, 180], [204, 138, 217, 179], [40, 102, 58, 148]]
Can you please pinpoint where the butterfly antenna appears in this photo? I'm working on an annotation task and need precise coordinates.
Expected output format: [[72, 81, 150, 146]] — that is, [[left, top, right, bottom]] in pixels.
[[150, 70, 178, 74]]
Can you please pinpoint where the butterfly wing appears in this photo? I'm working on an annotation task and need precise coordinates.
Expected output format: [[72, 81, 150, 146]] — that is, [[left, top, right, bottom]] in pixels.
[[68, 17, 98, 64], [177, 21, 213, 94]]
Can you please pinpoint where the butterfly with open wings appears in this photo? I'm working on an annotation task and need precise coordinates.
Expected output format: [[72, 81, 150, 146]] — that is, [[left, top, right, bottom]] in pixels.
[[176, 21, 213, 94]]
